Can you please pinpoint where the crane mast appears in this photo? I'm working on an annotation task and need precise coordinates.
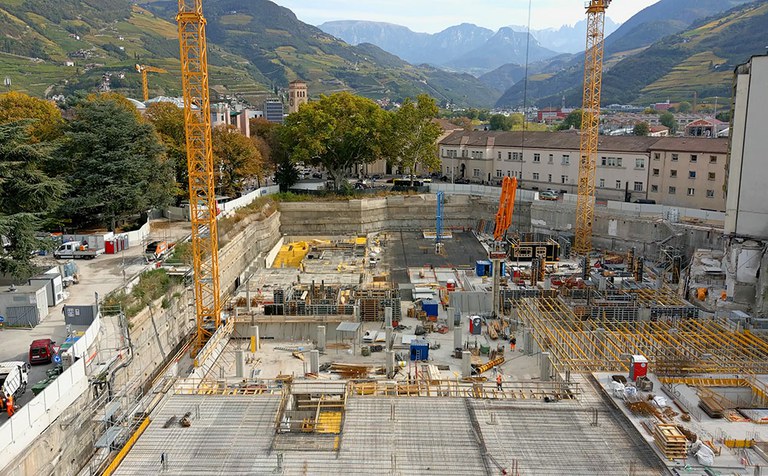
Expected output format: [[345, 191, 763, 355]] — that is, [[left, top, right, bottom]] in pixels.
[[177, 0, 221, 356], [491, 176, 517, 317], [574, 0, 611, 255]]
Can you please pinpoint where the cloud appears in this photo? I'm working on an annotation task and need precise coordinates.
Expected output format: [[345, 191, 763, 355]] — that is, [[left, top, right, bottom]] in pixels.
[[275, 0, 659, 33]]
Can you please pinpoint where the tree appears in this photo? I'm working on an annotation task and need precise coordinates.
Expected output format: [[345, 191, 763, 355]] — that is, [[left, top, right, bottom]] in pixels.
[[384, 94, 442, 183], [145, 102, 187, 202], [557, 110, 582, 130], [633, 122, 650, 136], [489, 114, 514, 131], [659, 112, 677, 133], [678, 101, 692, 113], [212, 125, 264, 197], [0, 122, 67, 280], [0, 91, 64, 142], [58, 94, 174, 230], [281, 92, 387, 190], [449, 116, 473, 131]]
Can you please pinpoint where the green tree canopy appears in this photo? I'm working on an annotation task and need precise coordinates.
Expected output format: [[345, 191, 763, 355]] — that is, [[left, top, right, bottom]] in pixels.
[[58, 94, 174, 230], [384, 94, 442, 181], [212, 125, 264, 197], [0, 91, 64, 142], [281, 92, 387, 190], [633, 122, 650, 136], [557, 110, 582, 130], [659, 112, 677, 133], [677, 101, 692, 113], [489, 114, 514, 131], [0, 122, 67, 279], [145, 102, 187, 203]]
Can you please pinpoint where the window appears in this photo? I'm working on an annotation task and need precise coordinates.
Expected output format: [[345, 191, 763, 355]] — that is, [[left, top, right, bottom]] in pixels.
[[462, 150, 468, 158], [634, 182, 643, 192], [507, 170, 511, 177], [687, 187, 695, 196], [690, 154, 698, 163], [671, 154, 679, 161], [498, 152, 502, 160], [709, 155, 717, 164], [470, 150, 483, 159], [533, 153, 541, 163], [651, 185, 659, 193], [548, 174, 552, 182], [532, 172, 540, 180], [706, 189, 715, 198], [635, 159, 645, 169], [616, 180, 622, 189], [669, 186, 676, 194], [561, 175, 568, 184], [652, 168, 660, 176], [473, 168, 480, 177], [508, 152, 512, 160], [670, 170, 677, 178], [599, 178, 605, 188], [512, 152, 522, 161], [602, 157, 621, 167], [601, 157, 607, 166], [688, 171, 696, 179], [562, 155, 570, 165], [708, 172, 716, 181], [654, 153, 661, 160], [496, 169, 502, 178], [446, 166, 451, 174], [548, 154, 554, 164]]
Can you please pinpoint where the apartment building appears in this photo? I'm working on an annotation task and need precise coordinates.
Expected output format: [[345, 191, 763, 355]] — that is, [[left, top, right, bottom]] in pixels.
[[438, 130, 728, 208], [646, 138, 728, 211]]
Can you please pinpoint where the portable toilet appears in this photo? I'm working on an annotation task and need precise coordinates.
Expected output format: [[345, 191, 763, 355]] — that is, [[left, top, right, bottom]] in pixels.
[[409, 339, 429, 361], [475, 260, 491, 277], [629, 355, 648, 381], [469, 315, 483, 335]]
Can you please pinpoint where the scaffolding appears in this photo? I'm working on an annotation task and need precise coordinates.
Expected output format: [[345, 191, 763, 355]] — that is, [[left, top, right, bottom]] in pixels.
[[518, 297, 768, 375]]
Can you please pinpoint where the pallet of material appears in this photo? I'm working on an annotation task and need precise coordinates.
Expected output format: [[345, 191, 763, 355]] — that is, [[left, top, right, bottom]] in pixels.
[[653, 424, 687, 459]]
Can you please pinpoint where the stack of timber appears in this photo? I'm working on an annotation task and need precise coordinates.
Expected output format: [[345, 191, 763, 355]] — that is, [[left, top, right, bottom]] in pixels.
[[653, 424, 687, 459]]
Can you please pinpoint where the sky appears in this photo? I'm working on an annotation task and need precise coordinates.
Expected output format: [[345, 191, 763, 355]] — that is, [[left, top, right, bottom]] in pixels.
[[273, 0, 660, 33]]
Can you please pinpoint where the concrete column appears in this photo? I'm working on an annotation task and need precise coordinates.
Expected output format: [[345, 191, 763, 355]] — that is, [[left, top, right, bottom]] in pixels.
[[454, 322, 463, 350], [385, 326, 393, 352], [235, 350, 245, 378], [386, 350, 395, 377], [309, 350, 320, 374], [246, 287, 251, 312], [461, 351, 472, 378], [638, 308, 651, 322], [385, 306, 392, 327], [510, 306, 518, 332], [540, 351, 551, 381], [523, 328, 533, 355], [354, 305, 361, 322], [250, 326, 260, 352], [446, 306, 455, 330], [317, 326, 326, 351]]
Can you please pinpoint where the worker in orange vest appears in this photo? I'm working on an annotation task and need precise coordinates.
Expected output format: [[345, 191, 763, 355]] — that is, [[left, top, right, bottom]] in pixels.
[[496, 373, 503, 391], [6, 394, 14, 417]]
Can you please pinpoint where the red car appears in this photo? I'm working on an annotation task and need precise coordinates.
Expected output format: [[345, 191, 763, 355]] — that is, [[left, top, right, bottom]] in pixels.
[[29, 338, 56, 365]]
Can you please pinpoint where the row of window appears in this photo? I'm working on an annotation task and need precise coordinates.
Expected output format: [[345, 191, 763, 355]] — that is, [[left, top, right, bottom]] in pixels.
[[654, 152, 718, 164], [652, 169, 717, 180], [649, 185, 717, 198]]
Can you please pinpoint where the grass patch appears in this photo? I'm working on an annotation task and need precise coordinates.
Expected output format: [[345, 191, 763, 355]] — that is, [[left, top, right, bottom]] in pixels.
[[102, 268, 180, 318]]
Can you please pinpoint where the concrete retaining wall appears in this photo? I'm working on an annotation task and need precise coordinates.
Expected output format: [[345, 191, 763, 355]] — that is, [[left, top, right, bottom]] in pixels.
[[219, 211, 282, 297]]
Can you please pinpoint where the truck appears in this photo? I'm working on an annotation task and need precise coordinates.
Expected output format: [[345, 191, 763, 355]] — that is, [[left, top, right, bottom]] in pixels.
[[0, 361, 30, 399], [54, 241, 104, 260]]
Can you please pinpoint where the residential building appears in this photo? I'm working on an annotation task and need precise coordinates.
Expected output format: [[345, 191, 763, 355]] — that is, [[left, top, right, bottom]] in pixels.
[[726, 54, 768, 237], [439, 131, 658, 202], [685, 118, 728, 138], [648, 126, 670, 137], [264, 99, 284, 124], [438, 130, 729, 207], [288, 80, 308, 114], [646, 137, 728, 211]]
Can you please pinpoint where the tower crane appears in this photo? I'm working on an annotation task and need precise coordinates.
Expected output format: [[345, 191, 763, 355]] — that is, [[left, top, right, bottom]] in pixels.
[[176, 0, 221, 357], [574, 0, 611, 255], [134, 64, 168, 102], [491, 176, 518, 317]]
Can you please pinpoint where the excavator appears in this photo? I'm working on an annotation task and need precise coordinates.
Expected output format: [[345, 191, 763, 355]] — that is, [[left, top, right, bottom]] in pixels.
[[491, 176, 517, 317]]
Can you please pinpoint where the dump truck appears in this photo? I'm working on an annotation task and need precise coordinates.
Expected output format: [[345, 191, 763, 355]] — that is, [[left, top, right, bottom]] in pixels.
[[54, 241, 103, 260], [0, 361, 30, 399]]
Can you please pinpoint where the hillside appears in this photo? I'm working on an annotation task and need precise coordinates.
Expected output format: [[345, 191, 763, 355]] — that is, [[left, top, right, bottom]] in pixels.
[[0, 0, 499, 107], [508, 18, 620, 54], [495, 0, 768, 108]]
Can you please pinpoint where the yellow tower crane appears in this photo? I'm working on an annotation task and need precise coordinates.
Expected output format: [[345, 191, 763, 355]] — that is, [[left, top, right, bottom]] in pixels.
[[574, 0, 611, 255], [134, 64, 168, 102], [176, 0, 221, 357]]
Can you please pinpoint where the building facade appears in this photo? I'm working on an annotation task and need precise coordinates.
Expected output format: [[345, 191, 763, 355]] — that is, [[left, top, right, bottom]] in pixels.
[[264, 99, 284, 124], [438, 130, 728, 208], [288, 80, 308, 114]]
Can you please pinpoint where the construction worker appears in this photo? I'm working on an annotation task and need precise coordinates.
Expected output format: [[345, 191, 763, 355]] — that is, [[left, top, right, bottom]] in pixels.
[[6, 394, 14, 417], [510, 336, 517, 351], [496, 373, 503, 391]]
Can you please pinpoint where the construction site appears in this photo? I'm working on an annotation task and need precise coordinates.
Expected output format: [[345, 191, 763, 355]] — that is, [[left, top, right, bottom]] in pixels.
[[4, 1, 768, 476]]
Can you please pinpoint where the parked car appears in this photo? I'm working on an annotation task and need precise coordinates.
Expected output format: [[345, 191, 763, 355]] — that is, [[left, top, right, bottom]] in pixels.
[[145, 240, 169, 261], [634, 199, 656, 204], [539, 190, 559, 201], [29, 338, 56, 365]]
